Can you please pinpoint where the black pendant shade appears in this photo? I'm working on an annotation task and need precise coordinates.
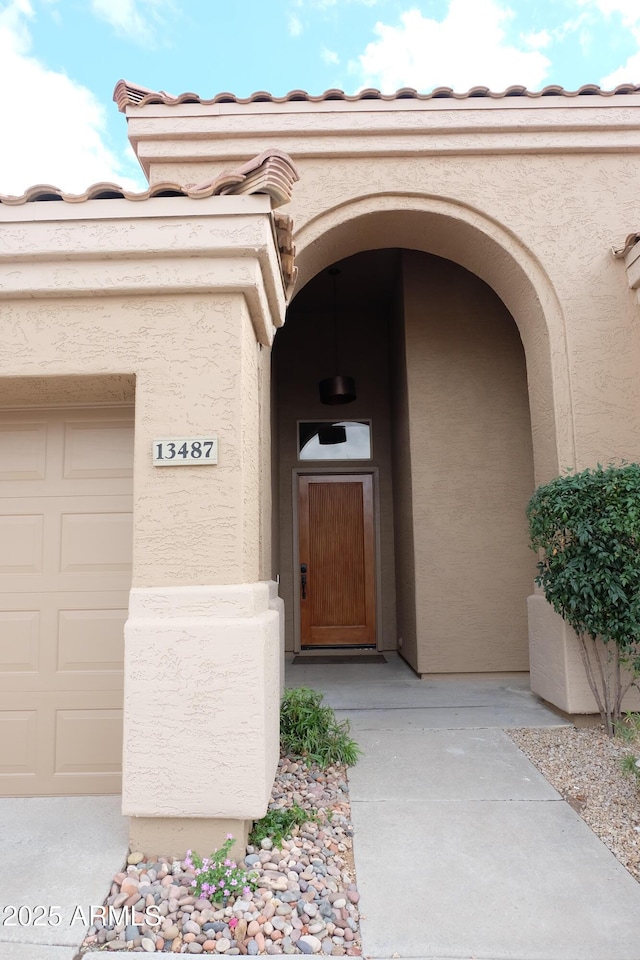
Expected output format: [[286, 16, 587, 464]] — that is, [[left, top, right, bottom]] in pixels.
[[318, 376, 357, 406], [318, 423, 348, 445], [319, 267, 356, 406]]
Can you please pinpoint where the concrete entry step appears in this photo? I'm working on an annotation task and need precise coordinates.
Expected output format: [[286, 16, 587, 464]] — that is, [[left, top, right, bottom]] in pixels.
[[286, 653, 568, 728]]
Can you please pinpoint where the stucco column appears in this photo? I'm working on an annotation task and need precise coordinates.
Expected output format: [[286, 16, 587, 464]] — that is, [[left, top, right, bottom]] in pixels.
[[0, 192, 290, 848], [123, 295, 283, 856]]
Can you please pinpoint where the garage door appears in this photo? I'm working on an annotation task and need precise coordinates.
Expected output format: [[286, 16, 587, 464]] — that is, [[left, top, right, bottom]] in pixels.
[[0, 407, 133, 795]]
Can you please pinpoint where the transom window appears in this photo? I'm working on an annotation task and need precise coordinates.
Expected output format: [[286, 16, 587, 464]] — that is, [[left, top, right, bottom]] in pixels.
[[298, 421, 372, 461]]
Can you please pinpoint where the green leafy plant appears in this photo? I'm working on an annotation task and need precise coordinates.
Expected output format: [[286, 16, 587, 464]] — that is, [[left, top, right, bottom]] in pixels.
[[615, 712, 640, 743], [185, 836, 258, 905], [280, 686, 361, 766], [250, 803, 316, 847], [527, 463, 640, 736], [620, 752, 640, 785]]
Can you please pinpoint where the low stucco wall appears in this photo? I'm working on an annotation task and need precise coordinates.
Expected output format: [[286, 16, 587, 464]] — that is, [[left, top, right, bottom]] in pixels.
[[528, 595, 640, 714]]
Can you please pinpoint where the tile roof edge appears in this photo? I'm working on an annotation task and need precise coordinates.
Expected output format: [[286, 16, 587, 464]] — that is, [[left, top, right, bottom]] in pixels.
[[113, 78, 640, 112], [612, 233, 640, 259], [0, 151, 300, 209]]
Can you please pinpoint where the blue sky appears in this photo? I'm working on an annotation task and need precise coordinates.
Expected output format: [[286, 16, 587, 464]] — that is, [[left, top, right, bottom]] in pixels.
[[1, 0, 639, 194]]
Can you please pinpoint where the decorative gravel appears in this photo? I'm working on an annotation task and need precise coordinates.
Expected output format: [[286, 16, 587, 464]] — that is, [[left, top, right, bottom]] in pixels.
[[81, 757, 361, 955], [509, 725, 640, 881]]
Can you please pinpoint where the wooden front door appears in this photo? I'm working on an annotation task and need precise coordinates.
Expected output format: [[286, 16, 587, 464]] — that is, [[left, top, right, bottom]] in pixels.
[[298, 474, 376, 647]]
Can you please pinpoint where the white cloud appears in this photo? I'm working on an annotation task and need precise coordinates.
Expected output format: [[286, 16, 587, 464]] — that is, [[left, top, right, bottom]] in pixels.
[[521, 28, 551, 50], [579, 0, 640, 28], [305, 0, 382, 7], [576, 0, 640, 86], [0, 0, 141, 196], [288, 12, 303, 35], [354, 0, 552, 92], [90, 0, 171, 43], [600, 52, 640, 87], [321, 46, 340, 64]]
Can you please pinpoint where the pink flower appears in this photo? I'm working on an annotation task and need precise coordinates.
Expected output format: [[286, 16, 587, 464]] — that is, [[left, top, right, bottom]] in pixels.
[[226, 833, 234, 840], [243, 887, 251, 897], [223, 889, 230, 897], [229, 918, 238, 929]]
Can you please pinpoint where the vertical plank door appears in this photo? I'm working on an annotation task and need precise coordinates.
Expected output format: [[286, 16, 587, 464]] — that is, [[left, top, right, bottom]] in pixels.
[[298, 474, 376, 647]]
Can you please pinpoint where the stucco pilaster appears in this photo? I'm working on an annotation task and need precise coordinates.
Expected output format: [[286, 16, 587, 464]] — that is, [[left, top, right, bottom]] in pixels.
[[130, 296, 261, 587], [123, 584, 280, 821]]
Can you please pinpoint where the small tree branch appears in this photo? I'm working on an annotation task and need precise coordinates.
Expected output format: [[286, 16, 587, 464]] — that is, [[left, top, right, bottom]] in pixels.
[[578, 633, 607, 728]]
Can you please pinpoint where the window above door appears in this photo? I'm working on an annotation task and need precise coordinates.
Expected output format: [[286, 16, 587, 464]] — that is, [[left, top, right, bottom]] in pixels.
[[298, 420, 372, 461]]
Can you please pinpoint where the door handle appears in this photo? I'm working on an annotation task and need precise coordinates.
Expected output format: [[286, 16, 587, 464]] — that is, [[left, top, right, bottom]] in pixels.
[[300, 563, 307, 600]]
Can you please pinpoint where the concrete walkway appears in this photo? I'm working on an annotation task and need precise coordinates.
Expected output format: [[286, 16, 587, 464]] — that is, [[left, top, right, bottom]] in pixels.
[[286, 654, 640, 960], [5, 655, 640, 959], [0, 796, 128, 959]]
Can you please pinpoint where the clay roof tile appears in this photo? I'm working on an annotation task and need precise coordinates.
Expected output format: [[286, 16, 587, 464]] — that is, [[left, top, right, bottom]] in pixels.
[[0, 150, 299, 210], [113, 79, 640, 111]]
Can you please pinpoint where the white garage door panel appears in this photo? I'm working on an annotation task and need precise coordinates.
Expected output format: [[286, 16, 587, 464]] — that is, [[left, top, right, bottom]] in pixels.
[[0, 413, 133, 498], [0, 421, 48, 481], [0, 497, 132, 592], [0, 407, 133, 796], [0, 593, 127, 692], [0, 691, 123, 795], [63, 418, 134, 479]]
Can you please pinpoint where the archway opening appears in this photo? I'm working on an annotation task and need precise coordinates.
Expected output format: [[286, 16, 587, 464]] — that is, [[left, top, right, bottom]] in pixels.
[[272, 247, 536, 675]]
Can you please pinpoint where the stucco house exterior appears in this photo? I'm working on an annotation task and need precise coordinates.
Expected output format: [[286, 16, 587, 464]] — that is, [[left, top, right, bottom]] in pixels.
[[2, 78, 640, 853]]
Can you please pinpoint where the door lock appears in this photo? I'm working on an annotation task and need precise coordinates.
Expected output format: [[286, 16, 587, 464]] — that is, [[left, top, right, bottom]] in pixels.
[[300, 563, 307, 600]]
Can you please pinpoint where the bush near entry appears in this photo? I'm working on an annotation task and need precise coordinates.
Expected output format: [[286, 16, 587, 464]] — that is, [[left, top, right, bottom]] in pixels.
[[279, 686, 361, 767], [527, 463, 640, 736]]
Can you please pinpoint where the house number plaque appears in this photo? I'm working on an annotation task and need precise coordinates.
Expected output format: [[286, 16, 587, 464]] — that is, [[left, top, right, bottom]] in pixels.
[[153, 436, 218, 465]]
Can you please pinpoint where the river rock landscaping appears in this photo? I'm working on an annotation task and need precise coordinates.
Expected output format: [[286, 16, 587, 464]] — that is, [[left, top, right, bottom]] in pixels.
[[80, 757, 361, 955]]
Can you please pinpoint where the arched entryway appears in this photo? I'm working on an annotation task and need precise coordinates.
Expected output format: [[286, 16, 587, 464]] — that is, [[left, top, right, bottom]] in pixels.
[[272, 200, 566, 676]]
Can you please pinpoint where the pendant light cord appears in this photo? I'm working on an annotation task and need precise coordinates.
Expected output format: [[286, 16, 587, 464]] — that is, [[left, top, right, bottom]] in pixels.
[[330, 267, 339, 373]]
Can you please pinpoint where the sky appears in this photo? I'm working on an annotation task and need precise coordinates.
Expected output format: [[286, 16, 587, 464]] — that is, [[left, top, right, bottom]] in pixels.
[[1, 0, 640, 195]]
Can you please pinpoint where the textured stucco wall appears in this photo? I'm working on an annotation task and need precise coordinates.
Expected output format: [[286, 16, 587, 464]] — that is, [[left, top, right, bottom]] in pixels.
[[389, 272, 418, 670], [0, 199, 284, 588], [273, 270, 397, 651], [124, 583, 280, 818], [0, 199, 286, 821], [0, 374, 135, 407], [403, 252, 536, 674], [0, 292, 262, 586], [128, 98, 640, 479], [286, 153, 640, 480]]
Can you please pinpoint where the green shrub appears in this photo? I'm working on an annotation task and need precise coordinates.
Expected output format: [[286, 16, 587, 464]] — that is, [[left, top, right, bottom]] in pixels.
[[621, 752, 640, 782], [527, 463, 640, 735], [249, 804, 316, 847], [280, 686, 361, 767]]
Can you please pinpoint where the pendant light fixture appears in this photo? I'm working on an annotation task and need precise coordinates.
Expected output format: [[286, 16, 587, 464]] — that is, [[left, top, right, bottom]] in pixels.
[[317, 424, 347, 445], [318, 267, 357, 405]]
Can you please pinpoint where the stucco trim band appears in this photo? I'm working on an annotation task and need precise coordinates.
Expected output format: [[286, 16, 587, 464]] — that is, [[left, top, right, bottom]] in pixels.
[[0, 196, 287, 345], [122, 582, 281, 821]]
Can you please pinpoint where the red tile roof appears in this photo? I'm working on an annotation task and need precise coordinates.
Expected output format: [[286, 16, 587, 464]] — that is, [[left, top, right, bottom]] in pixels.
[[0, 149, 299, 209], [113, 79, 640, 111]]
